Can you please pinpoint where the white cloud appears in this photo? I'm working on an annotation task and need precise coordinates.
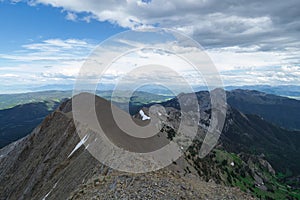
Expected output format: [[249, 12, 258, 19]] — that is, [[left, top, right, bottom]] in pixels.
[[0, 38, 96, 88], [0, 73, 20, 78], [206, 46, 284, 71], [65, 12, 77, 21], [28, 0, 296, 42], [27, 0, 300, 70], [221, 65, 300, 86], [0, 38, 95, 61], [2, 35, 298, 89], [23, 39, 91, 51]]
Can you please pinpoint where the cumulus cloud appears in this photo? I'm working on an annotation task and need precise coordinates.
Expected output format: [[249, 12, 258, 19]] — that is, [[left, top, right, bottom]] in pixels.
[[28, 0, 300, 50], [25, 0, 300, 79]]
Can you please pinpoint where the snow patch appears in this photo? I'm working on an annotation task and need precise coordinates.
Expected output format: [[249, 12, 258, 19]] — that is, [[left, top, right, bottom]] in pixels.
[[139, 110, 150, 120], [68, 134, 89, 158], [53, 182, 58, 188], [42, 191, 51, 200], [42, 181, 58, 200], [230, 162, 235, 167]]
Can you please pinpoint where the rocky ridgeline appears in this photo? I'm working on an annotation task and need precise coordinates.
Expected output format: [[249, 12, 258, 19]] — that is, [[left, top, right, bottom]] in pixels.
[[1, 93, 299, 199]]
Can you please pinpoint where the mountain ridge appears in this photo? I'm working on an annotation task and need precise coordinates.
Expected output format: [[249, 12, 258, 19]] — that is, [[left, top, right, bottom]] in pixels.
[[0, 94, 256, 200], [1, 93, 299, 199]]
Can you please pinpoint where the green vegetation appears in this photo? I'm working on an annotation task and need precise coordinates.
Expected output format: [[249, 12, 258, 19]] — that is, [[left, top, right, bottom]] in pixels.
[[0, 90, 71, 110], [223, 108, 300, 176], [213, 149, 300, 199], [0, 90, 174, 111], [185, 143, 300, 200]]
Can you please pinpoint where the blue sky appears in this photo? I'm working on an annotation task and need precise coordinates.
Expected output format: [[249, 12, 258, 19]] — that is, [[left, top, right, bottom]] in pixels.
[[0, 1, 125, 52], [0, 0, 299, 93]]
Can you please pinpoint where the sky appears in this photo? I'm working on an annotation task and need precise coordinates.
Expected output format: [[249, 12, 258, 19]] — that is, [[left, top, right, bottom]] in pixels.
[[0, 0, 299, 93]]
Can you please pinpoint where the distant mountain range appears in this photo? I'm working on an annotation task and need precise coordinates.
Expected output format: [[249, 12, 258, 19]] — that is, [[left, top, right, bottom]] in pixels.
[[225, 85, 300, 100], [0, 90, 173, 110], [1, 89, 300, 149], [227, 89, 300, 130], [0, 90, 71, 110], [1, 84, 300, 99], [1, 84, 299, 110]]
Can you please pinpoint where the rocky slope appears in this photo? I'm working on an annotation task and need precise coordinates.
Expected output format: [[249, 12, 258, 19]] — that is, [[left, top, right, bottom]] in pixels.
[[159, 90, 300, 176], [68, 170, 254, 200], [0, 94, 255, 200]]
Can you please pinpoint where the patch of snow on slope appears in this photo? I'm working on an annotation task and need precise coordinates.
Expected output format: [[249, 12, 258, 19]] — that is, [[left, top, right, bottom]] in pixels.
[[42, 190, 51, 200], [42, 181, 59, 200], [139, 110, 150, 120], [68, 134, 89, 158]]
